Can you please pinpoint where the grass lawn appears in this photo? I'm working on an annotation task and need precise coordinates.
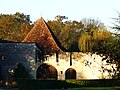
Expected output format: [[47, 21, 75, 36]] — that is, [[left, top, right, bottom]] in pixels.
[[0, 87, 120, 90], [72, 87, 120, 90]]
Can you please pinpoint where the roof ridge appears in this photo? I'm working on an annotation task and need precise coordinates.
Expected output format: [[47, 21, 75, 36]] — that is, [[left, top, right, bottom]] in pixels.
[[40, 18, 67, 51], [23, 17, 65, 54]]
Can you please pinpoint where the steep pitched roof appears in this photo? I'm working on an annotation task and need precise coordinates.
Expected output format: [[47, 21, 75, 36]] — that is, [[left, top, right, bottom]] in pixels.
[[0, 39, 13, 43], [23, 17, 66, 54]]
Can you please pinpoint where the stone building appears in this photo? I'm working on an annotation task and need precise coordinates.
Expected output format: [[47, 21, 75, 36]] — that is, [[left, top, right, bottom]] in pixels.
[[23, 17, 112, 80], [0, 40, 38, 84], [0, 17, 113, 84]]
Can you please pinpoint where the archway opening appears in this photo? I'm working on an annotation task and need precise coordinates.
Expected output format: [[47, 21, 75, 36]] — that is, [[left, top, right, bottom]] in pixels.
[[36, 63, 58, 80], [65, 68, 76, 79]]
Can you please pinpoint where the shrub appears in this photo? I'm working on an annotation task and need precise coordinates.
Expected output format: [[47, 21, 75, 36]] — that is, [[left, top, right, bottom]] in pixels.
[[17, 79, 120, 89]]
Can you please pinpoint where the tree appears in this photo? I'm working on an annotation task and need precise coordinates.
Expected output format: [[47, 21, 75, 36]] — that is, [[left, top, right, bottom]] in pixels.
[[47, 16, 84, 51], [78, 28, 112, 52], [13, 63, 30, 81], [47, 20, 63, 39], [79, 14, 120, 79], [55, 15, 68, 22], [60, 20, 83, 51], [78, 18, 111, 52], [95, 13, 120, 79], [0, 12, 33, 42]]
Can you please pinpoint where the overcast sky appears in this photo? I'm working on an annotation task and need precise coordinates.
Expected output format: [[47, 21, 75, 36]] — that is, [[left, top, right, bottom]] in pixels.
[[0, 0, 120, 27]]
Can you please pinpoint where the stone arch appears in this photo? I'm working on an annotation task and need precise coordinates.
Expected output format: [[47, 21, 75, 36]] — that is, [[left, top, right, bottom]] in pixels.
[[65, 68, 76, 79], [13, 63, 29, 78], [36, 63, 58, 80]]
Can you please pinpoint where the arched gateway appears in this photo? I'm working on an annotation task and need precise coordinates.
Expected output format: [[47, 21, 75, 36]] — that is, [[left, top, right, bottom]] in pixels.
[[65, 68, 76, 79], [36, 63, 58, 80]]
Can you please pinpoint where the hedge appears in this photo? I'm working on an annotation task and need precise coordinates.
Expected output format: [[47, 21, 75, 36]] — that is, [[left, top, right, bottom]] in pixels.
[[17, 79, 120, 89]]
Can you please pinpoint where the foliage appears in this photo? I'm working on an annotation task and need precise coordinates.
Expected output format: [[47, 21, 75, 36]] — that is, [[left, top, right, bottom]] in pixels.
[[78, 18, 111, 52], [87, 13, 120, 79], [47, 20, 63, 39], [100, 14, 120, 78], [78, 28, 112, 52], [60, 20, 83, 51], [0, 13, 119, 78], [48, 16, 84, 51], [13, 63, 30, 81], [17, 79, 120, 89], [48, 16, 120, 78], [55, 15, 68, 22], [0, 12, 33, 42], [48, 17, 109, 52]]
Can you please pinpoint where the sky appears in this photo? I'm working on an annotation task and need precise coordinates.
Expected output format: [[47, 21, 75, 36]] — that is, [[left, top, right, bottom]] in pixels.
[[0, 0, 120, 28]]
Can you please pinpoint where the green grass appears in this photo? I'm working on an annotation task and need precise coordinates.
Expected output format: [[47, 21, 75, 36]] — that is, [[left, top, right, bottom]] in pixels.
[[73, 87, 120, 90]]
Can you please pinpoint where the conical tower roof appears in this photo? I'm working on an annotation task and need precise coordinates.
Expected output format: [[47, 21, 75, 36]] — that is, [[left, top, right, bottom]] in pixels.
[[23, 17, 63, 54]]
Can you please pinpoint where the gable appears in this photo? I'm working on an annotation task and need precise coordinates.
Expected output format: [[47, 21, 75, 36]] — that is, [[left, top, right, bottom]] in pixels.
[[23, 18, 61, 54]]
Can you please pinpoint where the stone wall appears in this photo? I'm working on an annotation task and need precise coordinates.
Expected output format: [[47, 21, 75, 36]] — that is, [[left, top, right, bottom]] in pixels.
[[40, 52, 115, 80]]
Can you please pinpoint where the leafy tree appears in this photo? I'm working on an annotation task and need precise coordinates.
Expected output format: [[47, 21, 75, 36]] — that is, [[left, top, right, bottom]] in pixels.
[[78, 18, 111, 52], [78, 28, 112, 52], [55, 15, 68, 22], [47, 20, 63, 39], [95, 13, 120, 79], [79, 15, 120, 78], [48, 16, 109, 52], [13, 63, 30, 81], [47, 16, 84, 51], [60, 20, 84, 51], [0, 12, 33, 42]]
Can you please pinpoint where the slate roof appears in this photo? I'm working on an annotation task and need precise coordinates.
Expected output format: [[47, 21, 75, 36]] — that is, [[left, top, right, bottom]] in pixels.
[[23, 17, 66, 54], [0, 39, 13, 43]]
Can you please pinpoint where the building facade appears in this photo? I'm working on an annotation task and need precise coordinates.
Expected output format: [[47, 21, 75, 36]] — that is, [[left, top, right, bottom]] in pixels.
[[0, 18, 114, 85]]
